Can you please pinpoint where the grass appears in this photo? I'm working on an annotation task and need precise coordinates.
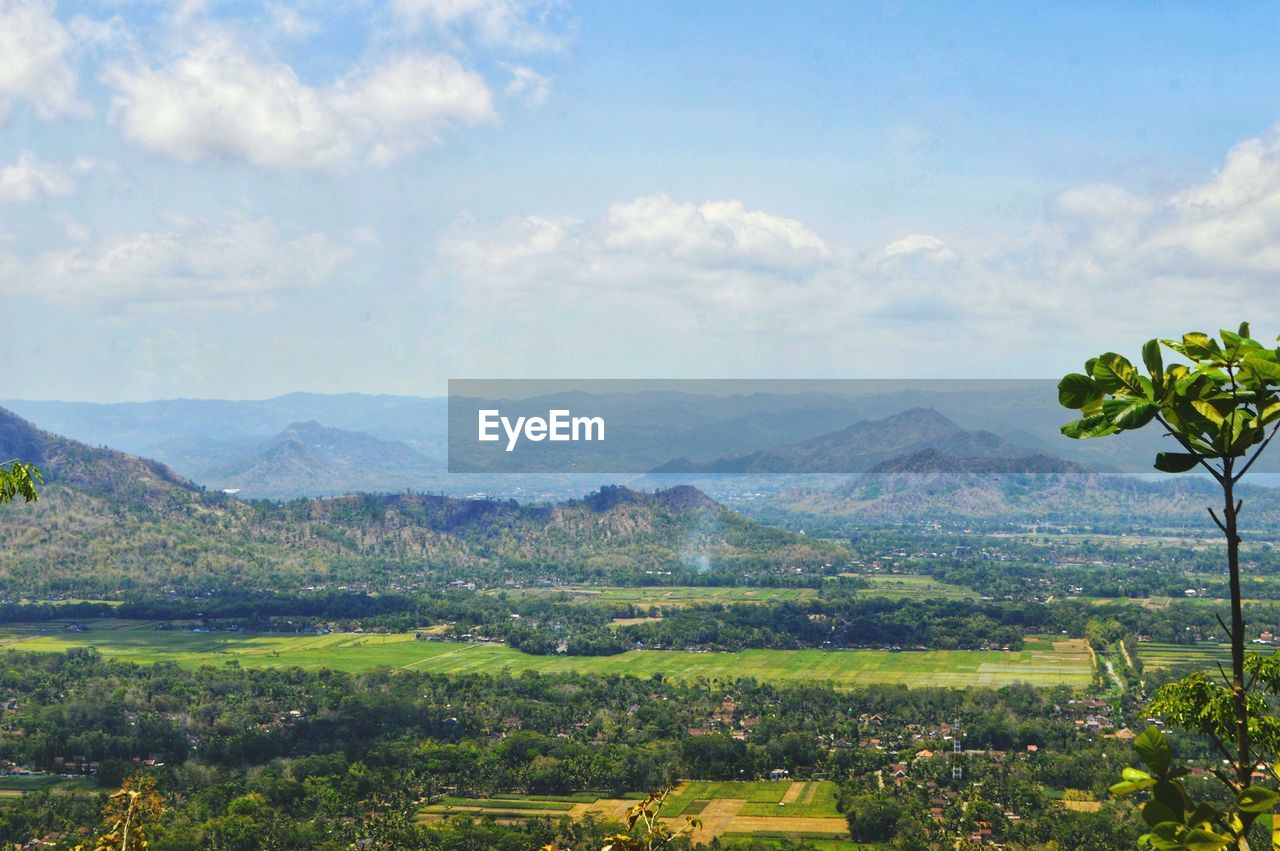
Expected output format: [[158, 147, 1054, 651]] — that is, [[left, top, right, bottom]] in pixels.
[[850, 574, 977, 601], [500, 586, 819, 607], [0, 775, 98, 798], [438, 796, 573, 812], [660, 781, 802, 816], [418, 782, 852, 845], [1136, 641, 1278, 670], [0, 626, 1095, 688]]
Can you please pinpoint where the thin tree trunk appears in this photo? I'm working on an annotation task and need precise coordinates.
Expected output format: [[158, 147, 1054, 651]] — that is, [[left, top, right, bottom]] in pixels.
[[1225, 475, 1250, 788]]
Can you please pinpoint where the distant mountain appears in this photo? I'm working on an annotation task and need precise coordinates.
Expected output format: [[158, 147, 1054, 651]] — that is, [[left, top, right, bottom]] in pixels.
[[0, 406, 197, 505], [764, 445, 1280, 529], [20, 385, 1279, 481], [651, 408, 1044, 474], [0, 409, 840, 597], [861, 448, 1094, 476], [0, 392, 449, 463], [199, 421, 442, 498]]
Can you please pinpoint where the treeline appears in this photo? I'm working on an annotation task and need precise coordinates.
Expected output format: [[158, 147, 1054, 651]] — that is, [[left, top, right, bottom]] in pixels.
[[0, 650, 1138, 849], [14, 588, 1278, 655]]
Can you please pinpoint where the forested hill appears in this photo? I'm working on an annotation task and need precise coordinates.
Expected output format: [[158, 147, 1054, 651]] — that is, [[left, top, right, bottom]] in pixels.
[[0, 407, 842, 598], [0, 406, 197, 504]]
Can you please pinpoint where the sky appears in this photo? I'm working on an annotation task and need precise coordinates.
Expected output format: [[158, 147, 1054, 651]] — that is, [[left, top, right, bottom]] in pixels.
[[4, 0, 1280, 401]]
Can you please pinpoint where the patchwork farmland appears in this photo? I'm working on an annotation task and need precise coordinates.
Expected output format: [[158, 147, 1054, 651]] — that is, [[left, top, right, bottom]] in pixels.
[[0, 621, 1094, 688], [416, 780, 855, 847], [1136, 640, 1277, 670]]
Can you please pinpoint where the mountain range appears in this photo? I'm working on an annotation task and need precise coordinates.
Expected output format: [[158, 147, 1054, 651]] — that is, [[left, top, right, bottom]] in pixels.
[[649, 407, 1060, 473], [0, 406, 840, 598], [10, 388, 1280, 503]]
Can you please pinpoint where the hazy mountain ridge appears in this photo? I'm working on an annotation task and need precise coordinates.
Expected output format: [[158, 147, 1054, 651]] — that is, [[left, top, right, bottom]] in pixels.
[[860, 447, 1095, 476], [0, 407, 839, 596], [204, 421, 442, 498], [651, 408, 1052, 474], [0, 407, 198, 505]]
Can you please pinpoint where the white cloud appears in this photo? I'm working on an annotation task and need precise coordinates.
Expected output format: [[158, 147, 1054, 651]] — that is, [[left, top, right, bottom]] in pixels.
[[0, 151, 75, 202], [432, 142, 1280, 379], [434, 194, 854, 349], [503, 63, 550, 106], [103, 35, 495, 168], [392, 0, 572, 52], [2, 215, 351, 308], [882, 233, 957, 261], [603, 194, 832, 269], [266, 2, 318, 39], [0, 0, 86, 121]]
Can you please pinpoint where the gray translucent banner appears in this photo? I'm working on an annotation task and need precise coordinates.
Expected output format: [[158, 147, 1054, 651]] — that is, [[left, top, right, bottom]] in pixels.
[[447, 378, 1177, 475]]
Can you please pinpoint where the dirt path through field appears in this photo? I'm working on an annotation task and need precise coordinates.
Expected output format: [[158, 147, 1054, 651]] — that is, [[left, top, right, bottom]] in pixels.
[[672, 799, 744, 845], [729, 816, 850, 835], [396, 643, 478, 670], [569, 799, 634, 820], [779, 782, 805, 804]]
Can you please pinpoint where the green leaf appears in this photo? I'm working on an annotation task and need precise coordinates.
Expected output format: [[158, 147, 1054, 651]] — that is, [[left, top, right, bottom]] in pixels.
[[1111, 778, 1157, 796], [1181, 828, 1233, 850], [1061, 414, 1118, 440], [1186, 802, 1222, 829], [1153, 780, 1186, 822], [1143, 339, 1164, 379], [1113, 766, 1158, 796], [1182, 332, 1220, 360], [1062, 415, 1112, 438], [1154, 453, 1201, 473], [1142, 798, 1180, 827], [1134, 727, 1173, 776], [1235, 785, 1280, 813], [1244, 352, 1280, 381], [1103, 397, 1158, 429], [1190, 399, 1226, 426], [1093, 353, 1146, 395], [1058, 373, 1100, 410]]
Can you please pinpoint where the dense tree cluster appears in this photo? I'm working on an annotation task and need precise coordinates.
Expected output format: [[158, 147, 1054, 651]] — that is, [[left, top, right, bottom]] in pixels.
[[0, 651, 1148, 849]]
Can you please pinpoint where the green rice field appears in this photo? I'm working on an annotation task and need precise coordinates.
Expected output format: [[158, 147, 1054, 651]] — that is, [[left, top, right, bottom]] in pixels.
[[852, 574, 977, 601], [1136, 641, 1277, 670], [416, 781, 856, 847], [499, 585, 819, 607], [0, 622, 1093, 688]]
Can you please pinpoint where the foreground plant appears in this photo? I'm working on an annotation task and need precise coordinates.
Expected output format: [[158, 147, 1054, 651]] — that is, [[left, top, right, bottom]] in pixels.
[[1060, 324, 1280, 848], [74, 773, 164, 851], [0, 459, 40, 504], [541, 788, 700, 851]]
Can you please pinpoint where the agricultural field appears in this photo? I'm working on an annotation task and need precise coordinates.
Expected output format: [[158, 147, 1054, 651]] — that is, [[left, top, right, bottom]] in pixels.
[[0, 775, 98, 798], [0, 623, 1094, 688], [417, 781, 856, 847], [1136, 641, 1277, 670], [499, 585, 819, 607], [852, 574, 977, 601]]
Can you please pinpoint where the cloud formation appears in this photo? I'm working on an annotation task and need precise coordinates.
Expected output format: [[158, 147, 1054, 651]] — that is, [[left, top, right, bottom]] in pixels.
[[0, 151, 76, 202], [0, 0, 86, 122], [392, 0, 573, 52], [104, 37, 495, 169], [433, 121, 1280, 376], [2, 215, 351, 309]]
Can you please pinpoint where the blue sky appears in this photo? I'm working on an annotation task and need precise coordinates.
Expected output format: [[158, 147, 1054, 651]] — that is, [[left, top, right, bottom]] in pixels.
[[4, 0, 1280, 400]]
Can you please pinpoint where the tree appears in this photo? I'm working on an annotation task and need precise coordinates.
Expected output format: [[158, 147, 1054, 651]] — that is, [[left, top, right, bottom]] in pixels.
[[0, 459, 40, 504], [541, 788, 699, 851], [74, 773, 164, 851], [1059, 324, 1280, 848]]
